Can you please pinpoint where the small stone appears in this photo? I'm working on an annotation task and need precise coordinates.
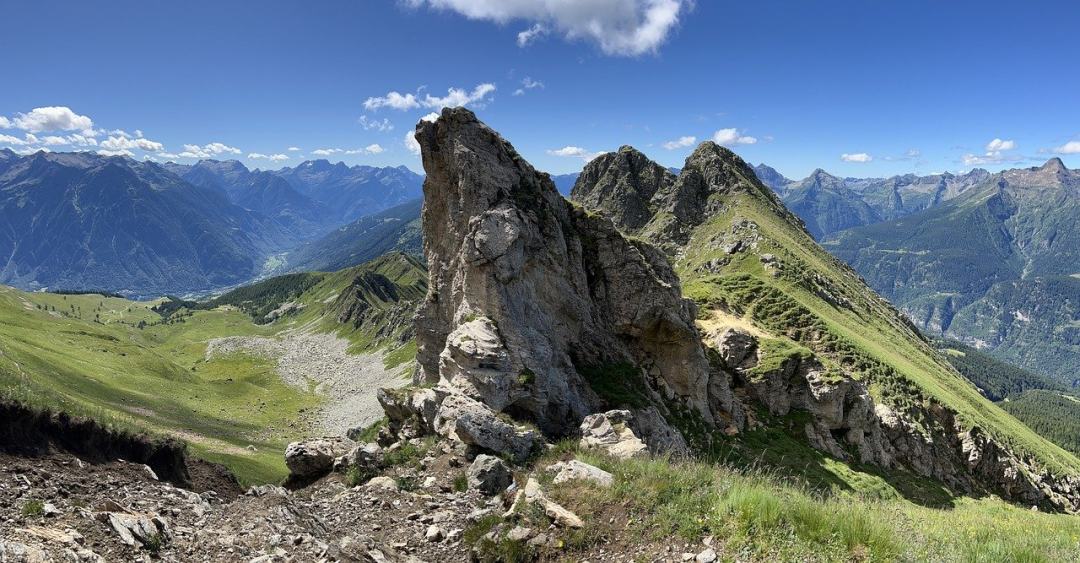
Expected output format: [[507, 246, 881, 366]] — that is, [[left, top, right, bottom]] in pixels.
[[425, 525, 445, 542], [506, 526, 532, 542], [365, 476, 398, 491], [696, 548, 717, 563]]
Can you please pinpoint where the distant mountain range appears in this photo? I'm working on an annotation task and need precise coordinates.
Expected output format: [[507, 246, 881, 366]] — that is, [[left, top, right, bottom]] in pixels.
[[0, 149, 423, 296], [164, 158, 424, 233], [284, 199, 422, 273], [757, 163, 991, 240], [272, 159, 423, 224], [818, 159, 1080, 383], [0, 149, 293, 296]]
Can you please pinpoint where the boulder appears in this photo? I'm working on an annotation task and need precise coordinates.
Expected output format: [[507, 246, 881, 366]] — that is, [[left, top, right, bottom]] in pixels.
[[338, 442, 383, 474], [434, 393, 543, 462], [714, 328, 757, 369], [549, 460, 614, 487], [579, 410, 648, 459], [467, 454, 513, 496], [284, 438, 351, 483]]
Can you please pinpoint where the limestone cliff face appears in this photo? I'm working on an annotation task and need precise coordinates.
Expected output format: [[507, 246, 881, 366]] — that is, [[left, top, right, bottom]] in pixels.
[[411, 108, 741, 438]]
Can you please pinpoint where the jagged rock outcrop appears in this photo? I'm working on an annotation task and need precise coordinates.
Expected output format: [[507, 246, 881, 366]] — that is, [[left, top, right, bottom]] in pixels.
[[714, 325, 1080, 510], [394, 108, 742, 453], [569, 146, 676, 232]]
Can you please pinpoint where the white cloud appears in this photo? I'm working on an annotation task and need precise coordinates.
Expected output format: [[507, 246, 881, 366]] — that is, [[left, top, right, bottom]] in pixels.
[[248, 153, 290, 161], [662, 135, 696, 150], [344, 144, 386, 155], [11, 106, 94, 132], [363, 91, 421, 111], [840, 152, 873, 163], [97, 149, 134, 157], [311, 148, 344, 156], [422, 83, 496, 109], [513, 77, 545, 96], [287, 146, 302, 151], [517, 23, 548, 47], [712, 128, 757, 147], [364, 83, 497, 112], [1053, 141, 1080, 154], [177, 142, 242, 159], [408, 0, 688, 56], [0, 117, 11, 129], [1, 134, 28, 146], [100, 134, 164, 152], [404, 131, 422, 156], [358, 115, 394, 131], [420, 112, 440, 123], [546, 145, 603, 161], [157, 152, 180, 159], [963, 137, 1021, 166]]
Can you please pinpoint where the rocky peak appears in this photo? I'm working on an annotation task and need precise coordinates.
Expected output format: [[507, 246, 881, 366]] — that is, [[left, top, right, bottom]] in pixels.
[[752, 163, 792, 191], [641, 140, 797, 249], [1001, 157, 1076, 191], [408, 107, 740, 442], [570, 144, 676, 232], [1041, 157, 1067, 173]]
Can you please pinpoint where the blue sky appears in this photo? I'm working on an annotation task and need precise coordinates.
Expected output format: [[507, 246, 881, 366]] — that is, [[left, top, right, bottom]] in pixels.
[[2, 0, 1078, 179]]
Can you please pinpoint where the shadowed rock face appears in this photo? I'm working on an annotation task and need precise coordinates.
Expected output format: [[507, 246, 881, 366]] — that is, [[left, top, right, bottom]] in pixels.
[[569, 146, 676, 232], [411, 108, 741, 437]]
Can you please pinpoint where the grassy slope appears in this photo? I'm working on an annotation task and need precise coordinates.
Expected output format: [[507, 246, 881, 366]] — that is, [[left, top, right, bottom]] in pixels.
[[643, 162, 1080, 478], [0, 253, 427, 485], [526, 444, 1080, 562], [0, 286, 314, 484]]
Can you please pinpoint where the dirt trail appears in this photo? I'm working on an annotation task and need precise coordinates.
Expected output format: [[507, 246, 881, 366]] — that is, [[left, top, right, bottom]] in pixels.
[[205, 330, 409, 437]]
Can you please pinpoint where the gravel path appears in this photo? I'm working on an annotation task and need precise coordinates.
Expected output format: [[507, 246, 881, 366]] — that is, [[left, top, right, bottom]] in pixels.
[[205, 331, 410, 437]]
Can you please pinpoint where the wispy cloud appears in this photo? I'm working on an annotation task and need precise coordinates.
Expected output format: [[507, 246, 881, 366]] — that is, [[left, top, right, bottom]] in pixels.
[[546, 145, 604, 161], [512, 76, 545, 96], [178, 142, 242, 159], [358, 115, 394, 131], [364, 83, 496, 111], [662, 135, 696, 150], [248, 153, 290, 161], [962, 137, 1020, 166], [840, 152, 873, 163]]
